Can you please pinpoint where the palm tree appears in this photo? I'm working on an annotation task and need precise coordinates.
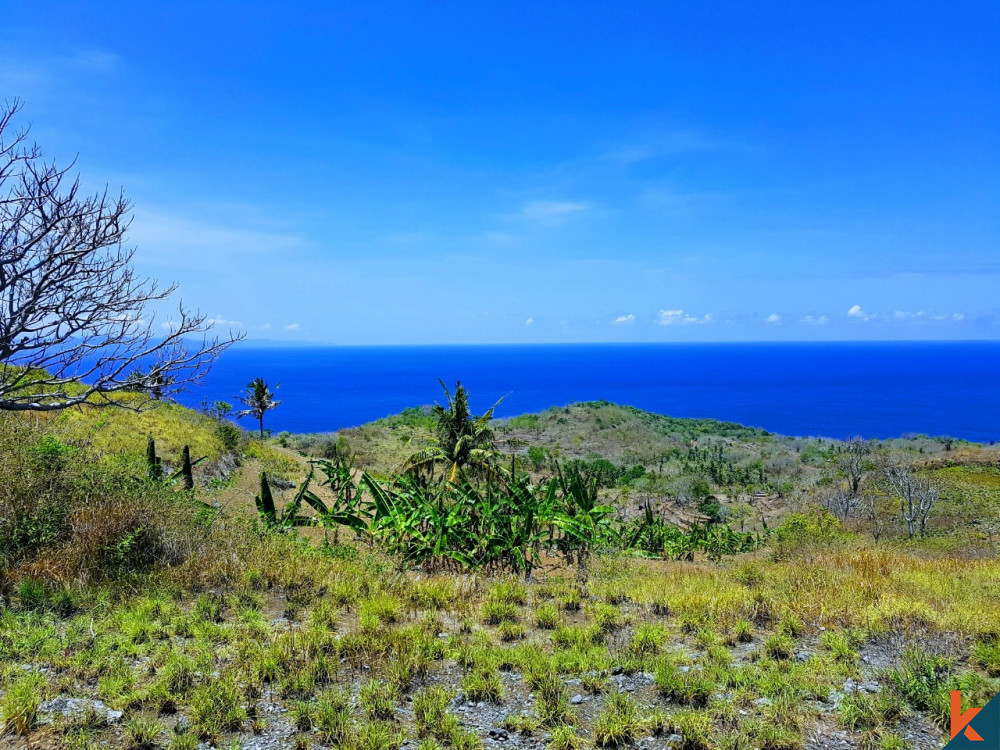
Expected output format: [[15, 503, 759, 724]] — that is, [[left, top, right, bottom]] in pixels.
[[405, 379, 504, 483], [236, 377, 280, 438]]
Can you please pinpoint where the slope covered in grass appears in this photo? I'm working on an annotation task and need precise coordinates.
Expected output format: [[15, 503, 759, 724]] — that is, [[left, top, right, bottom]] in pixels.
[[2, 399, 999, 749]]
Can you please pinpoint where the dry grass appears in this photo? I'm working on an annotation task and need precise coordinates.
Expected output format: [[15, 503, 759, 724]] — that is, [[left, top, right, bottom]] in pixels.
[[2, 401, 999, 750]]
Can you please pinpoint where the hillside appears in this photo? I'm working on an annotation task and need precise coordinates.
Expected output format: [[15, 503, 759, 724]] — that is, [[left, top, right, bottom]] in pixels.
[[1, 399, 999, 750], [285, 401, 995, 537]]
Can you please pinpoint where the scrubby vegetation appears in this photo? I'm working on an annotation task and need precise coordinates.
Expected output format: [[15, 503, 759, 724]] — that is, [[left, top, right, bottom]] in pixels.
[[1, 383, 999, 749]]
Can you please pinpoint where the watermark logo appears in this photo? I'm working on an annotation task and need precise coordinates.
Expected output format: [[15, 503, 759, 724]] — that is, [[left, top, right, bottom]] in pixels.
[[946, 691, 1000, 748]]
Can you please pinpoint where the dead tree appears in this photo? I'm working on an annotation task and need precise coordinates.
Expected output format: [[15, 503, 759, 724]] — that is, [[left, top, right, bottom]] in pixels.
[[0, 100, 241, 411], [823, 486, 863, 520], [861, 489, 887, 542], [834, 436, 876, 496], [881, 457, 939, 539]]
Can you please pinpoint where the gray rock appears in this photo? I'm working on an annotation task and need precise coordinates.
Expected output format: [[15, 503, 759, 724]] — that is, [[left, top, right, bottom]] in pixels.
[[570, 694, 584, 704], [38, 697, 124, 725]]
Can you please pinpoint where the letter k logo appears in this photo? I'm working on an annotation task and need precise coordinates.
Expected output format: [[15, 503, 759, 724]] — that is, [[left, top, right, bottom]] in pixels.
[[953, 691, 984, 741]]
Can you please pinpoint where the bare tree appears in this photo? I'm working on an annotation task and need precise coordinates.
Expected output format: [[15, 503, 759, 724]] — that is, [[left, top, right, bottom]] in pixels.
[[861, 488, 888, 542], [880, 456, 939, 539], [0, 101, 240, 411], [823, 485, 863, 520], [834, 436, 876, 496]]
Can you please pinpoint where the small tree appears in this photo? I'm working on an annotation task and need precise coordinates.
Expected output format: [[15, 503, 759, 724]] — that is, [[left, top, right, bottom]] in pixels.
[[824, 486, 863, 520], [861, 488, 892, 542], [236, 378, 280, 438], [201, 399, 233, 422], [405, 379, 504, 483], [0, 101, 240, 411], [880, 457, 939, 539], [834, 437, 877, 496]]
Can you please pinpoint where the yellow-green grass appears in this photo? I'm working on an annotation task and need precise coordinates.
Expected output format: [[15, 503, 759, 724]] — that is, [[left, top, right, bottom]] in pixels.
[[601, 549, 1000, 639], [4, 400, 1000, 749]]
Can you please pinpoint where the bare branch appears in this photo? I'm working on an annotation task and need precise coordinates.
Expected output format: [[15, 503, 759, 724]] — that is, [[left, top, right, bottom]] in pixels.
[[0, 101, 243, 411], [879, 454, 939, 539]]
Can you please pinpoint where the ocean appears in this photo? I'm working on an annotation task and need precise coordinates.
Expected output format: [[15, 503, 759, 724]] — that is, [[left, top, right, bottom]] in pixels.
[[182, 342, 1000, 442]]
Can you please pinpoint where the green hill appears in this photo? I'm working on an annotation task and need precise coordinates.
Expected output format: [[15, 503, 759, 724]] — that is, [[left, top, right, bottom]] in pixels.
[[1, 398, 999, 749]]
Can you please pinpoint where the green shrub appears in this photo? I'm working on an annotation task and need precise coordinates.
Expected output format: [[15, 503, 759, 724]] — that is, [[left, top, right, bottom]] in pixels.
[[535, 604, 560, 629], [360, 679, 398, 720], [124, 717, 162, 750], [463, 669, 503, 704], [190, 676, 246, 739], [1, 672, 45, 736], [593, 693, 641, 748], [532, 670, 574, 728], [413, 687, 454, 740], [216, 421, 243, 452], [670, 709, 713, 750], [972, 639, 1000, 677], [762, 634, 794, 660], [313, 689, 353, 745], [355, 720, 406, 750], [838, 690, 904, 730], [482, 600, 518, 624], [548, 725, 583, 750]]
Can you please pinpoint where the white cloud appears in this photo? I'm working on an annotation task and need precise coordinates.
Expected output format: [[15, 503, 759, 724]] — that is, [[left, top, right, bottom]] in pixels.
[[803, 315, 830, 326], [206, 315, 243, 328], [612, 314, 636, 325], [524, 317, 534, 326], [847, 304, 871, 320], [283, 323, 301, 331], [895, 310, 966, 323], [130, 209, 308, 263], [521, 200, 588, 225], [655, 309, 712, 326], [765, 313, 781, 324]]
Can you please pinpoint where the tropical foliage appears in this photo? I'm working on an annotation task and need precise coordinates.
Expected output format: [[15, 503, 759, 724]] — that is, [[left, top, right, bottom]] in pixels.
[[619, 506, 765, 561], [404, 380, 504, 482], [236, 377, 281, 437]]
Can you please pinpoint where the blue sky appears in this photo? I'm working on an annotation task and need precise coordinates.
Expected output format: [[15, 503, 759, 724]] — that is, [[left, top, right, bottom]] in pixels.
[[2, 2, 998, 344]]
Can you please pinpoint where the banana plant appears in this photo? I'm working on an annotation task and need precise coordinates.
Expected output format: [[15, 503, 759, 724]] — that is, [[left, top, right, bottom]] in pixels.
[[254, 471, 314, 530], [297, 459, 370, 534], [168, 445, 208, 489], [551, 463, 616, 589]]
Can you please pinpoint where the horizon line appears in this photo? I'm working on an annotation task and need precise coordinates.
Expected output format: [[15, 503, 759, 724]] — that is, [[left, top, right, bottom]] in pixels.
[[228, 338, 1000, 348]]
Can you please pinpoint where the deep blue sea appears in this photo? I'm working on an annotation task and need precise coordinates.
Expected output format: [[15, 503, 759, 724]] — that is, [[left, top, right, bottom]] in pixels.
[[182, 342, 1000, 442]]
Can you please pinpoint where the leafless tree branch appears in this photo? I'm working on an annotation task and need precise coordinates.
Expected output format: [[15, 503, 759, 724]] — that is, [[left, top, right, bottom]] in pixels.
[[0, 100, 243, 411], [879, 454, 939, 539]]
